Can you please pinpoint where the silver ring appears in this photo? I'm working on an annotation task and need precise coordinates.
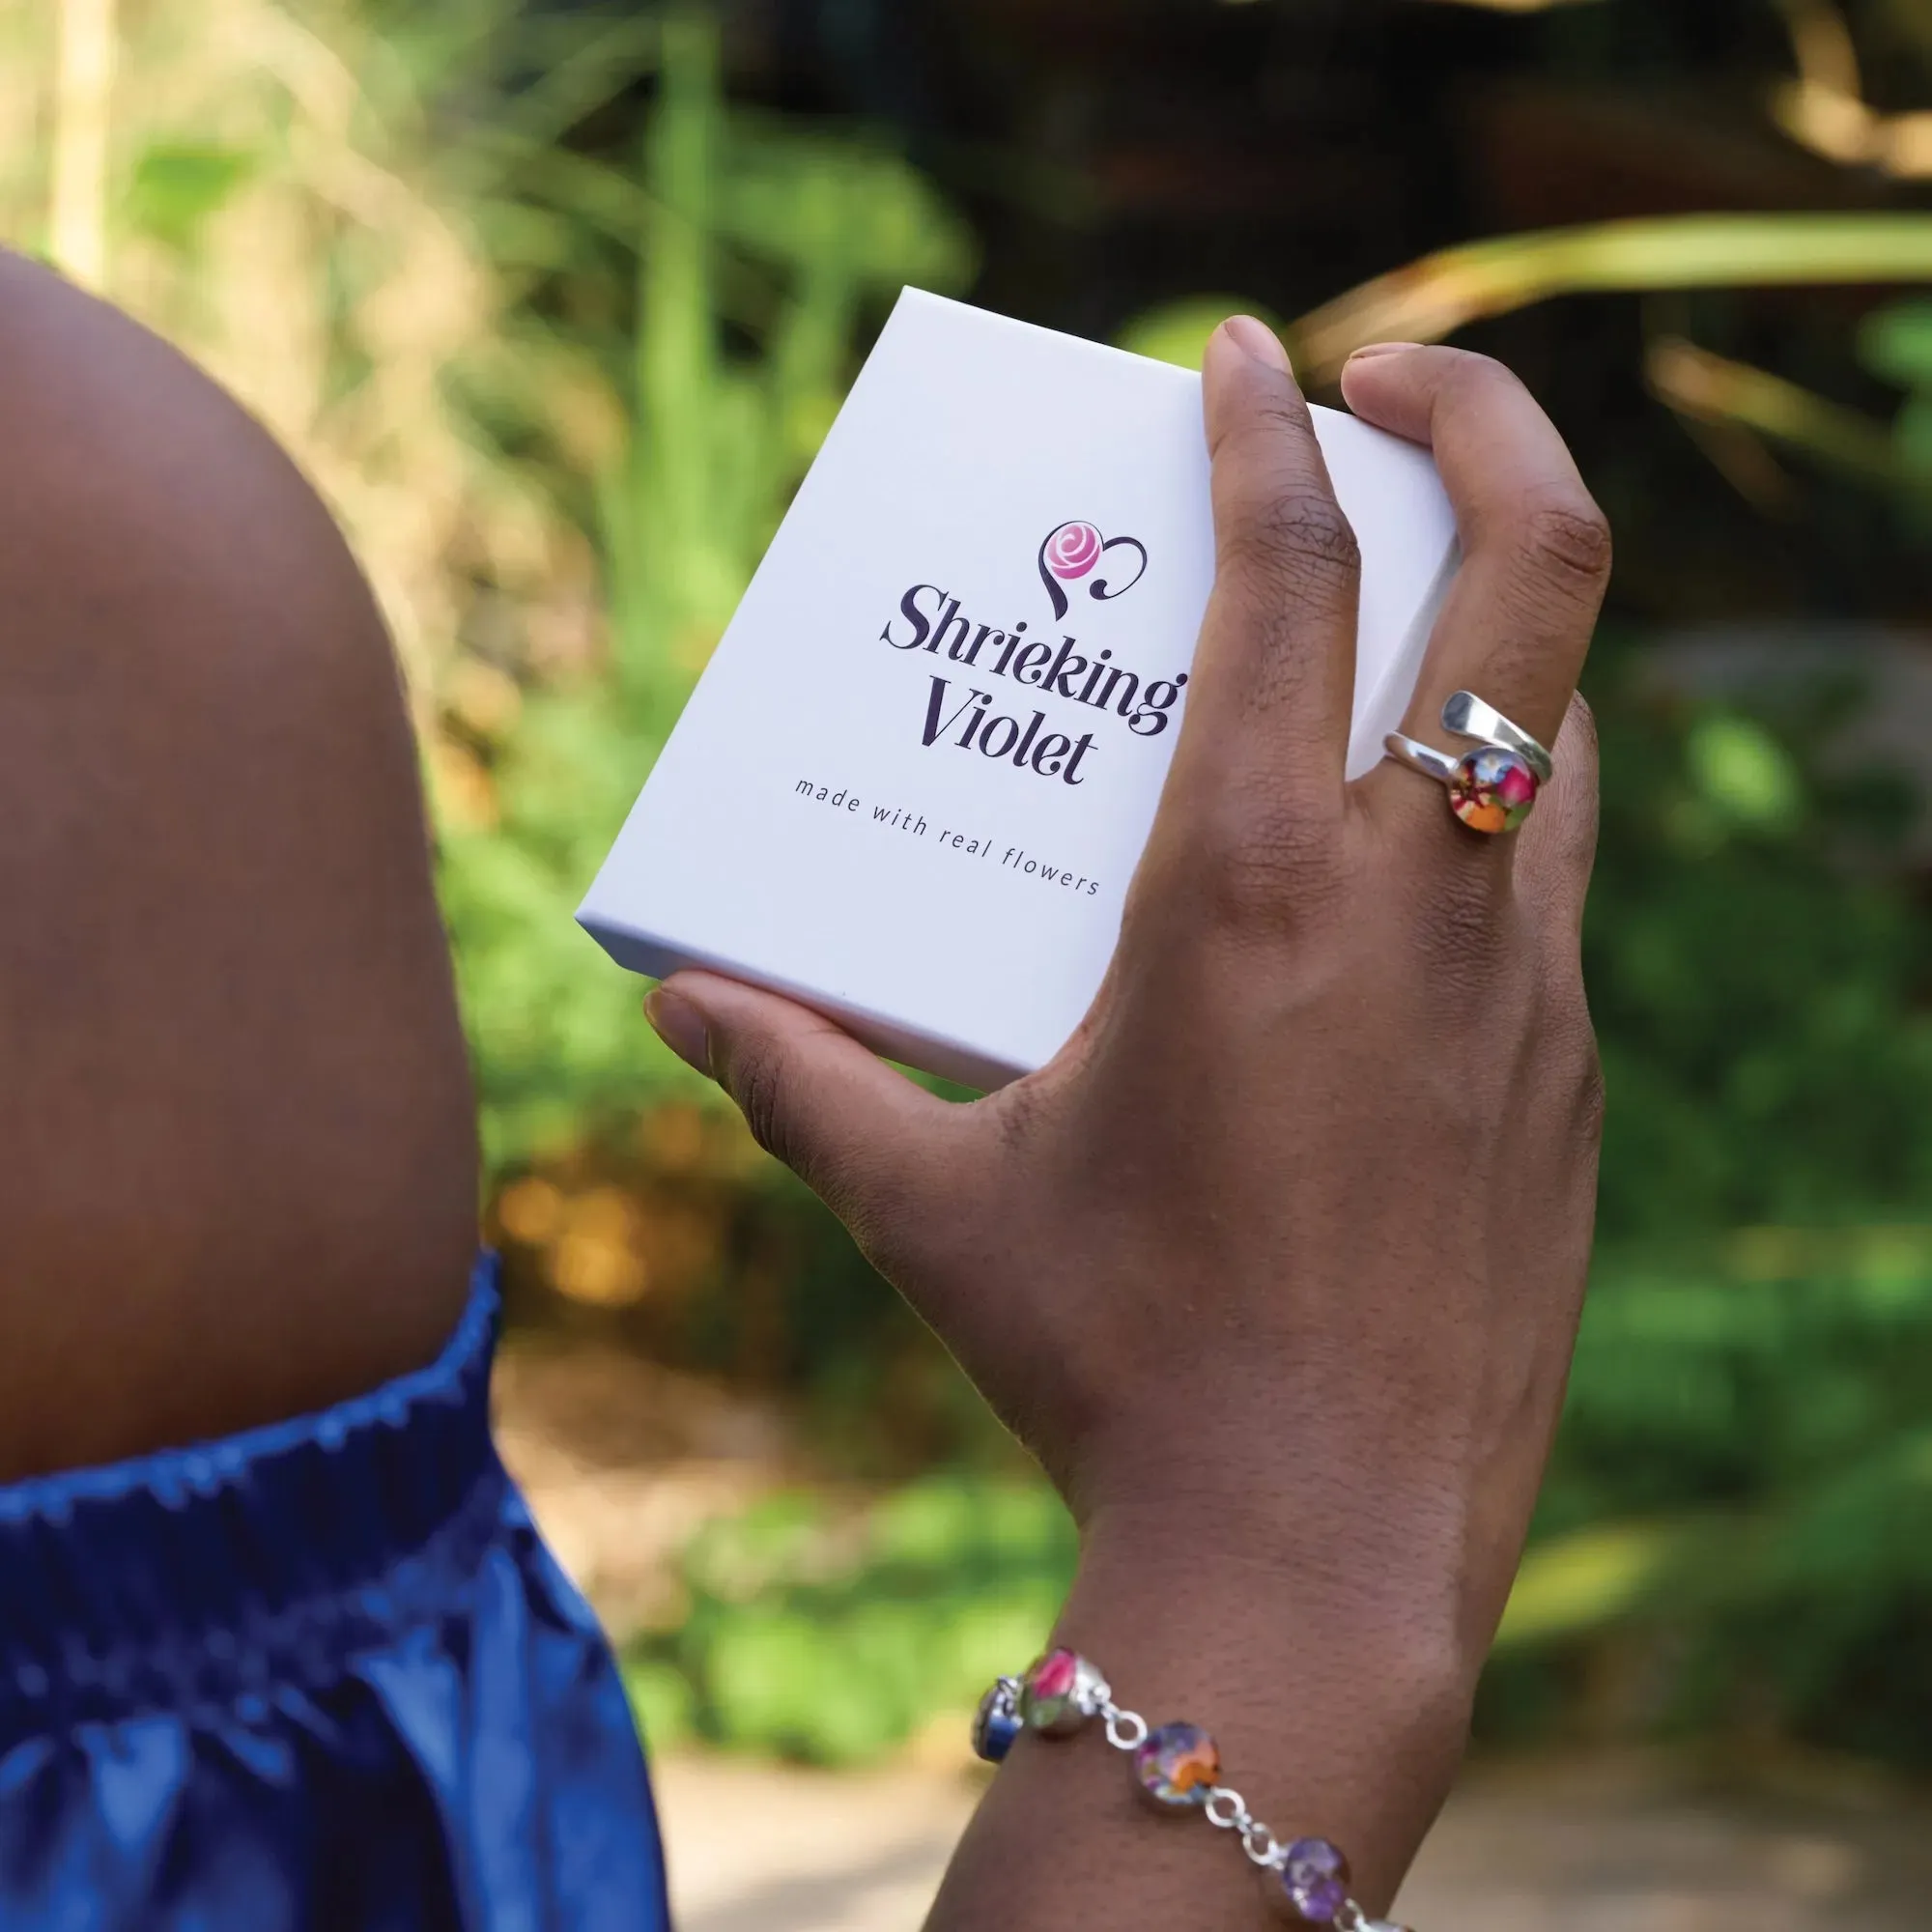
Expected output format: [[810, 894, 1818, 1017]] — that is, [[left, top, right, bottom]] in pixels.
[[1440, 690, 1553, 782], [1384, 691, 1551, 836]]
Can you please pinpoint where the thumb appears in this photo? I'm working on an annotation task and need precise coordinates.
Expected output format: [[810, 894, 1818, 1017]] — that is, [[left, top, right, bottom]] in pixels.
[[643, 970, 958, 1239]]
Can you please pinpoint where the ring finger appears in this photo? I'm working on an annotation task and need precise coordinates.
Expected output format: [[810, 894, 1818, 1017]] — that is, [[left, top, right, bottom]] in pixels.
[[1339, 346, 1612, 844]]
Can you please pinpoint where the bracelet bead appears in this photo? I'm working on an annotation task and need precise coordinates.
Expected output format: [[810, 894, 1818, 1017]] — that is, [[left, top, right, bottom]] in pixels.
[[1134, 1722, 1220, 1807], [972, 1677, 1024, 1765], [1020, 1647, 1106, 1737], [1280, 1837, 1351, 1922]]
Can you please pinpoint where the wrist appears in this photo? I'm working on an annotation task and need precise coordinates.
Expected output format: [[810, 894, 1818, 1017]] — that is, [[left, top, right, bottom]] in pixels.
[[1053, 1505, 1477, 1914], [1072, 1438, 1491, 1672]]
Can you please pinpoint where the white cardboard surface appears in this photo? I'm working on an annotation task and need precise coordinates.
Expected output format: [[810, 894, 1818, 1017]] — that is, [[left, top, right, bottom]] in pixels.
[[580, 291, 1459, 1088]]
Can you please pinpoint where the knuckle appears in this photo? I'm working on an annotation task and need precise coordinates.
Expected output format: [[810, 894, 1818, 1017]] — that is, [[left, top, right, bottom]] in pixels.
[[1205, 842, 1303, 939], [1561, 690, 1599, 763], [1413, 855, 1513, 993], [1435, 350, 1538, 431], [1519, 787, 1598, 909], [1196, 784, 1345, 938], [1540, 985, 1605, 1145], [1549, 700, 1604, 866], [1228, 394, 1305, 437], [1205, 850, 1299, 940], [1565, 704, 1603, 859], [1574, 1040, 1607, 1146], [1454, 350, 1527, 398], [1210, 396, 1314, 464], [1221, 488, 1362, 605], [727, 1039, 795, 1167], [1564, 765, 1603, 879], [1514, 491, 1613, 602]]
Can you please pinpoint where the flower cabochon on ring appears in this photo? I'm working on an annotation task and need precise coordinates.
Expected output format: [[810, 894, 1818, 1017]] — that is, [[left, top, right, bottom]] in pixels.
[[1448, 744, 1539, 835], [1044, 521, 1103, 581]]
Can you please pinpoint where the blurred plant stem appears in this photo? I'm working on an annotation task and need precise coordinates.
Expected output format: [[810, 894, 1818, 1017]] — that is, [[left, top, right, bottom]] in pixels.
[[1647, 335, 1901, 486], [1289, 215, 1932, 383], [1773, 0, 1932, 175], [50, 0, 116, 290], [1775, 0, 1864, 97], [635, 12, 724, 649]]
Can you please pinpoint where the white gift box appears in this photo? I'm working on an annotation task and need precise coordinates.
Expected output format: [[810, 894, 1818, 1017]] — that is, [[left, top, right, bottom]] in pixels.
[[580, 291, 1458, 1089]]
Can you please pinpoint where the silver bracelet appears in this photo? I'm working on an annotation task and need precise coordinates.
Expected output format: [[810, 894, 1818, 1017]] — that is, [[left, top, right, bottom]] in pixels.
[[973, 1649, 1412, 1929]]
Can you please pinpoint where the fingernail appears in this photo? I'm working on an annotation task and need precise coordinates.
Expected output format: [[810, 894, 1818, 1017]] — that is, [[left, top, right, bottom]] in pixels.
[[644, 987, 712, 1076], [1345, 341, 1425, 362], [1223, 315, 1291, 373]]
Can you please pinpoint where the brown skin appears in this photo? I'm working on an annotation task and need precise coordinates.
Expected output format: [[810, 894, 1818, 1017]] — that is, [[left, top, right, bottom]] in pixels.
[[645, 320, 1611, 1922], [0, 249, 477, 1480]]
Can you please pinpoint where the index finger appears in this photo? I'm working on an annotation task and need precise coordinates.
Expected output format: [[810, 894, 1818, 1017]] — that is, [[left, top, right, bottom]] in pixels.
[[1340, 346, 1610, 766]]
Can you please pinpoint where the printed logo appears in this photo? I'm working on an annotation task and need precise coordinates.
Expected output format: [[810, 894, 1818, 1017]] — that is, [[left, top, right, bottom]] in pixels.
[[1037, 520, 1149, 623]]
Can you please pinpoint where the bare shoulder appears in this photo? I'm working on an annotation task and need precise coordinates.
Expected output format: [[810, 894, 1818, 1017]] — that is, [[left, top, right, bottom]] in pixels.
[[0, 249, 478, 1479]]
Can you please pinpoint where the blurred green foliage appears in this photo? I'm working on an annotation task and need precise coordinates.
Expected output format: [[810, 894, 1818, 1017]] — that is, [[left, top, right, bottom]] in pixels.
[[627, 1480, 1075, 1763], [1492, 1244, 1932, 1765], [1588, 665, 1932, 1237], [1863, 297, 1932, 493]]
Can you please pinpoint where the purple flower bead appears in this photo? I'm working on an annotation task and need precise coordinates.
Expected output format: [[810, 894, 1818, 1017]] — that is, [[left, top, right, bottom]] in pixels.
[[1280, 1836, 1351, 1924]]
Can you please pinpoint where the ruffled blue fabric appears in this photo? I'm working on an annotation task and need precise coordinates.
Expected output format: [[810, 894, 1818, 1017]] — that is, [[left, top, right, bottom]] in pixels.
[[0, 1254, 670, 1930]]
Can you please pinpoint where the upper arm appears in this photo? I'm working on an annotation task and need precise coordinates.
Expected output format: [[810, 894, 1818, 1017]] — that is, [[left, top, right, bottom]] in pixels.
[[0, 249, 478, 1476]]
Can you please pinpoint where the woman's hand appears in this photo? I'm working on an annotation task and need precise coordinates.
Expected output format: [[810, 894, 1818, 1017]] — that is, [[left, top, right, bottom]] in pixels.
[[644, 320, 1609, 1923]]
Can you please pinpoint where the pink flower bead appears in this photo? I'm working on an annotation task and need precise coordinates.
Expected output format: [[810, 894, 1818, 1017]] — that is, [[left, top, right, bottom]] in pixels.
[[1019, 1647, 1100, 1736]]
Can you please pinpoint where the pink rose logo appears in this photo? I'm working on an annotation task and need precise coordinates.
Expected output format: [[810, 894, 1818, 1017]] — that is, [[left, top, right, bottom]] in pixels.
[[1037, 520, 1149, 621], [1044, 521, 1103, 582]]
